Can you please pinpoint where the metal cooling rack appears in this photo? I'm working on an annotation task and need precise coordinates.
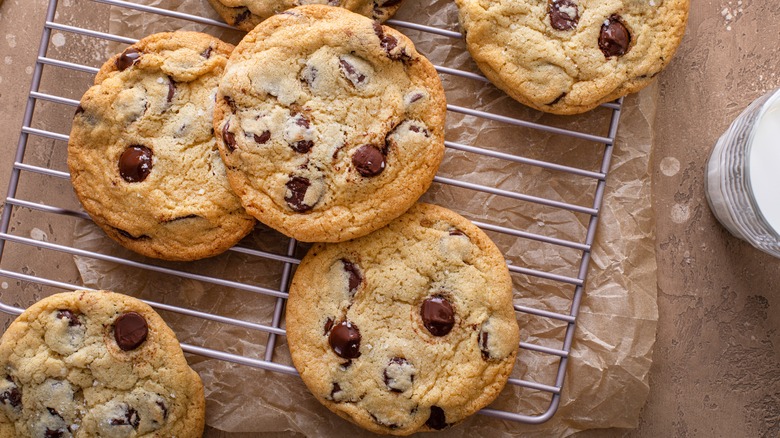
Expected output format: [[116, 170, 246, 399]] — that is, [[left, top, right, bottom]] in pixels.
[[0, 0, 623, 427]]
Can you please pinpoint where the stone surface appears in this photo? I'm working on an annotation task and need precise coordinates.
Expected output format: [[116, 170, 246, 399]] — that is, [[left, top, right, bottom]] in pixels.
[[0, 0, 778, 437]]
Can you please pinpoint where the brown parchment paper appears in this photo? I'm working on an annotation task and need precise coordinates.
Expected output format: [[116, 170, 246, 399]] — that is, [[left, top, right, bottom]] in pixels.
[[73, 0, 659, 436]]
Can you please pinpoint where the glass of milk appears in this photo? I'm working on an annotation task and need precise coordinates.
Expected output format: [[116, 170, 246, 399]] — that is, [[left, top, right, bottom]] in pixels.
[[705, 88, 780, 258]]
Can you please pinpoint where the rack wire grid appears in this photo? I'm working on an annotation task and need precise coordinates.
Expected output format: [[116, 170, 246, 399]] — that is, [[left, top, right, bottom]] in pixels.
[[0, 0, 624, 427]]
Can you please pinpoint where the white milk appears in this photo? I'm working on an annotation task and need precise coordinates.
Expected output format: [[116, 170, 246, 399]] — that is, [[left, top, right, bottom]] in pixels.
[[748, 94, 780, 233]]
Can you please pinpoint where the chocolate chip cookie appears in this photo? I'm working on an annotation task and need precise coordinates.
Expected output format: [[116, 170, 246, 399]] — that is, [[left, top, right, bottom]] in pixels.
[[214, 5, 446, 243], [68, 31, 256, 261], [286, 203, 519, 435], [206, 0, 404, 31], [455, 0, 690, 114], [0, 290, 205, 437]]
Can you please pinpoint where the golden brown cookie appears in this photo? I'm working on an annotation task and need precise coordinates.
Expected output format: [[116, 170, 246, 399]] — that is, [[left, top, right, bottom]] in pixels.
[[286, 203, 519, 435], [456, 0, 690, 114], [206, 0, 404, 31], [0, 290, 205, 437], [214, 5, 447, 243], [68, 31, 255, 261]]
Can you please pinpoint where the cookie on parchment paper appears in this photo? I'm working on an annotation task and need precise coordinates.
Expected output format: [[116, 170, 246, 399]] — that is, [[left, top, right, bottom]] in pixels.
[[455, 0, 689, 114], [0, 290, 205, 437], [214, 5, 447, 243], [286, 203, 520, 435], [68, 31, 255, 261], [206, 0, 404, 31]]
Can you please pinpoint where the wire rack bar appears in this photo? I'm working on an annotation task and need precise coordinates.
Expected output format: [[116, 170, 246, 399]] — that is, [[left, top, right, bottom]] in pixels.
[[0, 0, 626, 426]]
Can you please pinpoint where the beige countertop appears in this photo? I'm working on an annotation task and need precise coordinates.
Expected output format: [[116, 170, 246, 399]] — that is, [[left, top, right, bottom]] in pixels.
[[0, 0, 778, 437]]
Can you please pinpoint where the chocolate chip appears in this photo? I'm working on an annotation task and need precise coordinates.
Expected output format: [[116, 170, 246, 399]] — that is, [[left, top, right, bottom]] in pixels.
[[295, 114, 310, 129], [0, 378, 21, 408], [426, 406, 448, 430], [291, 140, 314, 153], [328, 320, 361, 359], [370, 413, 400, 429], [480, 331, 490, 360], [324, 317, 334, 335], [156, 399, 168, 420], [56, 309, 81, 327], [111, 405, 140, 429], [223, 96, 237, 112], [341, 259, 363, 295], [222, 122, 237, 152], [254, 130, 271, 144], [74, 105, 84, 116], [340, 359, 353, 370], [549, 0, 579, 31], [301, 65, 318, 88], [115, 48, 141, 71], [372, 21, 405, 60], [408, 125, 429, 136], [47, 407, 63, 420], [421, 296, 455, 336], [330, 382, 343, 399], [599, 15, 631, 58], [234, 7, 252, 25], [116, 228, 150, 241], [44, 429, 64, 438], [114, 312, 148, 351], [339, 58, 366, 86], [448, 228, 465, 236], [119, 145, 153, 183], [409, 93, 424, 103], [351, 145, 386, 177], [285, 176, 313, 212], [201, 46, 213, 59], [166, 77, 176, 103]]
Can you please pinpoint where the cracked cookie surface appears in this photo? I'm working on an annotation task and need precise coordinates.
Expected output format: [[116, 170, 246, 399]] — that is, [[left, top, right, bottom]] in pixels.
[[214, 5, 446, 243], [286, 203, 519, 435], [68, 31, 255, 261], [0, 290, 205, 438], [456, 0, 689, 114], [206, 0, 404, 31]]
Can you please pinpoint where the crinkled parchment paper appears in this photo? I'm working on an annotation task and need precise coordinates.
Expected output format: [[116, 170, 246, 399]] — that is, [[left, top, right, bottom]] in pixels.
[[74, 0, 658, 435]]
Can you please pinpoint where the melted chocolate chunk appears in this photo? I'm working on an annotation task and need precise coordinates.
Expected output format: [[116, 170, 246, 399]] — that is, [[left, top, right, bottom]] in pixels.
[[291, 140, 314, 153], [74, 105, 84, 116], [115, 48, 141, 71], [234, 7, 252, 25], [421, 296, 455, 336], [330, 382, 343, 399], [56, 309, 81, 327], [301, 65, 318, 88], [549, 0, 579, 31], [340, 359, 353, 370], [111, 406, 140, 429], [352, 145, 386, 177], [448, 228, 465, 236], [328, 320, 361, 359], [408, 125, 429, 136], [201, 46, 213, 59], [223, 96, 237, 111], [547, 92, 567, 106], [480, 331, 491, 360], [116, 228, 150, 241], [409, 92, 424, 103], [370, 413, 400, 429], [341, 259, 362, 295], [254, 130, 271, 144], [599, 15, 631, 58], [372, 21, 404, 59], [339, 58, 366, 86], [157, 400, 168, 420], [324, 317, 334, 335], [285, 176, 314, 212], [426, 406, 448, 430], [114, 312, 148, 351], [47, 407, 63, 419], [166, 77, 176, 103], [44, 429, 64, 438], [119, 145, 153, 183], [0, 378, 21, 408], [222, 122, 237, 152]]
